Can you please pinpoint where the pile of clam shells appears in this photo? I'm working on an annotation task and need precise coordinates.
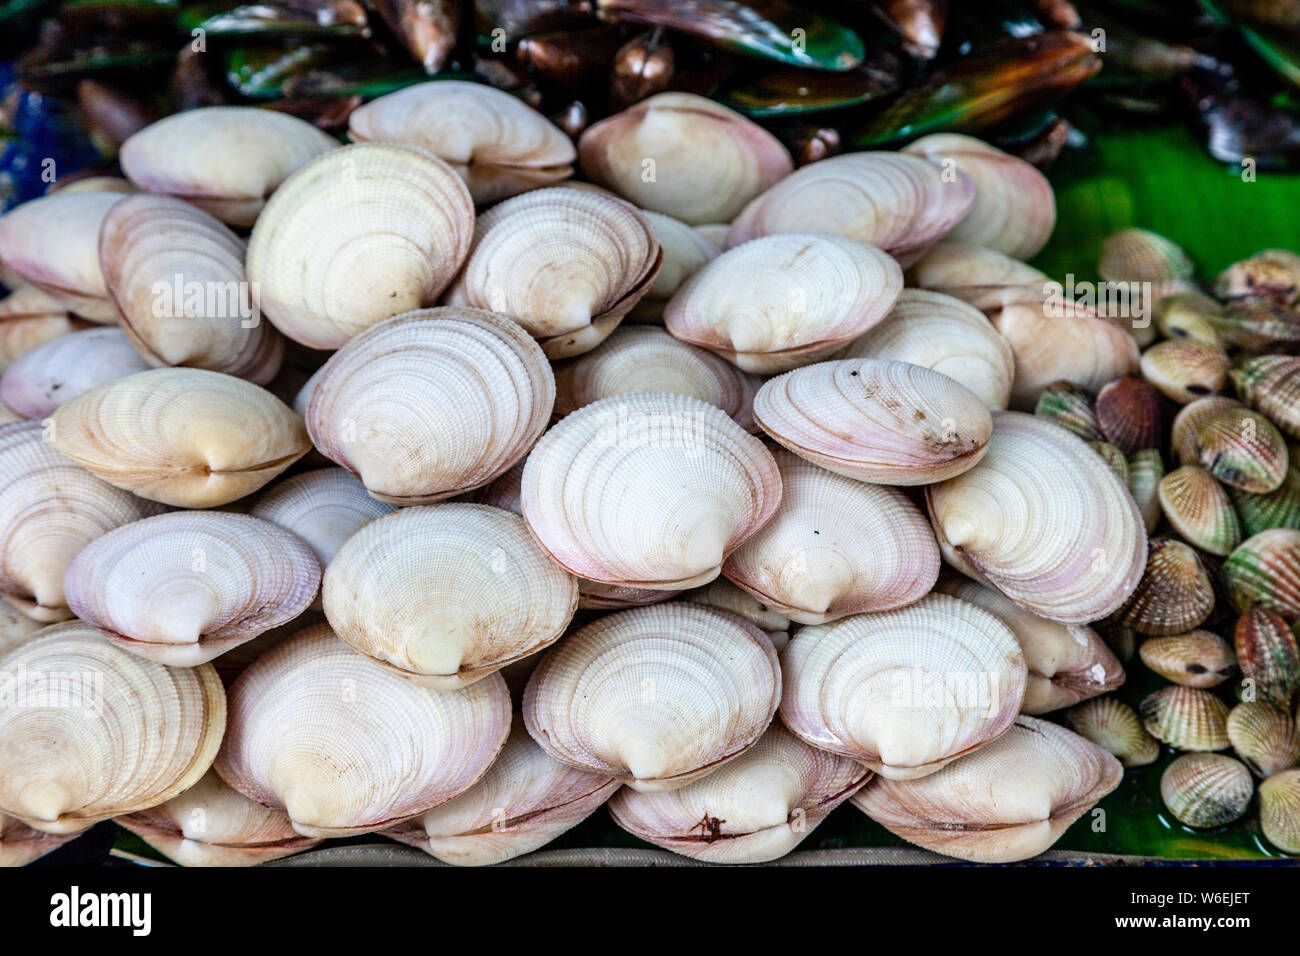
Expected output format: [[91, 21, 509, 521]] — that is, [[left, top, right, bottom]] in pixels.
[[0, 82, 1296, 868]]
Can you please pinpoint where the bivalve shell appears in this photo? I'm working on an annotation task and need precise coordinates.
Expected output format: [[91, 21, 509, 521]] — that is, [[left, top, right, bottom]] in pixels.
[[1061, 697, 1160, 768], [1139, 631, 1236, 688], [1224, 529, 1300, 620], [1233, 609, 1300, 708], [1034, 380, 1103, 442], [1095, 375, 1162, 455], [1230, 465, 1300, 537], [1099, 228, 1193, 283], [1226, 702, 1300, 777], [1196, 407, 1289, 494], [1231, 354, 1300, 439], [1259, 769, 1300, 852], [1118, 538, 1215, 636], [1171, 395, 1243, 466], [1140, 339, 1230, 404], [1140, 685, 1230, 751], [0, 328, 149, 419], [1160, 753, 1253, 828], [1128, 448, 1165, 533], [1158, 465, 1243, 556]]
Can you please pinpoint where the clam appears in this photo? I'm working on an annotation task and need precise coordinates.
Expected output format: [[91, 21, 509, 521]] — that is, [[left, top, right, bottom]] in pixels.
[[609, 723, 871, 864], [115, 770, 321, 867], [1226, 702, 1300, 777], [0, 328, 149, 419], [1224, 529, 1300, 620], [323, 504, 577, 690], [1158, 465, 1243, 556], [926, 412, 1147, 624], [99, 193, 283, 383], [721, 449, 939, 625], [578, 93, 793, 226], [347, 80, 575, 203], [1061, 697, 1160, 768], [1231, 354, 1300, 440], [553, 326, 759, 430], [630, 211, 721, 322], [1129, 448, 1166, 533], [1155, 292, 1226, 348], [119, 106, 339, 226], [1140, 339, 1230, 404], [851, 715, 1122, 863], [901, 133, 1055, 260], [0, 622, 225, 834], [1119, 538, 1215, 637], [683, 577, 792, 649], [246, 143, 474, 350], [387, 719, 619, 867], [936, 575, 1124, 714], [779, 593, 1026, 780], [753, 358, 992, 485], [1160, 754, 1253, 828], [1034, 380, 1103, 442], [1230, 466, 1300, 537], [0, 287, 89, 371], [0, 601, 40, 653], [521, 392, 780, 591], [1214, 248, 1300, 306], [522, 603, 781, 792], [0, 815, 76, 867], [215, 623, 511, 837], [0, 192, 122, 321], [728, 152, 974, 268], [1098, 228, 1194, 283], [0, 420, 163, 621], [1214, 301, 1300, 352], [1139, 631, 1237, 688], [835, 289, 1015, 410], [664, 233, 902, 374], [907, 241, 1050, 313], [1171, 395, 1242, 466], [1196, 407, 1289, 494], [306, 308, 554, 505], [1140, 685, 1230, 751], [445, 187, 661, 358], [1234, 609, 1300, 709], [63, 511, 320, 667], [50, 367, 310, 507], [1095, 375, 1162, 455], [1259, 769, 1300, 853]]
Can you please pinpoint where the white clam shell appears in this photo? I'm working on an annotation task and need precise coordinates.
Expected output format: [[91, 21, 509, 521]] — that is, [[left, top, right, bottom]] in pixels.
[[908, 241, 1052, 312], [247, 143, 475, 350], [926, 411, 1148, 623], [444, 187, 661, 359], [0, 327, 149, 418], [753, 358, 993, 485], [521, 392, 781, 590], [852, 715, 1123, 863], [779, 593, 1028, 779], [306, 307, 554, 505], [836, 289, 1015, 410], [64, 511, 321, 667], [664, 233, 903, 373], [323, 503, 578, 689], [522, 603, 781, 792], [0, 621, 226, 834], [214, 623, 511, 838], [0, 287, 89, 371], [119, 106, 339, 226], [348, 80, 576, 204], [723, 449, 939, 624], [578, 93, 793, 225], [726, 152, 975, 267], [609, 723, 870, 863], [683, 577, 791, 648], [630, 211, 721, 321], [0, 419, 163, 621]]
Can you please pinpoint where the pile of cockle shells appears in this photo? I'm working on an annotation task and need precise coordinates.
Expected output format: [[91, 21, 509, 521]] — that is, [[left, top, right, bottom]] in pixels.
[[0, 82, 1295, 868]]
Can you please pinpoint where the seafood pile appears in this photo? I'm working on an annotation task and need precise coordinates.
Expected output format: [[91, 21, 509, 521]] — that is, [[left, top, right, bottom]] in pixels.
[[0, 78, 1298, 869]]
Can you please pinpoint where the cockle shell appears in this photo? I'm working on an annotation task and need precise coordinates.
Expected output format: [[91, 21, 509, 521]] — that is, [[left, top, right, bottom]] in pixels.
[[0, 328, 149, 419], [851, 715, 1122, 863], [1129, 448, 1165, 534], [1196, 407, 1289, 494], [444, 187, 661, 358], [1226, 702, 1300, 777], [722, 449, 938, 625], [609, 723, 871, 864], [1140, 685, 1230, 751], [1214, 248, 1300, 306], [727, 152, 975, 267], [926, 412, 1147, 624], [306, 308, 553, 505], [0, 419, 163, 621], [630, 211, 721, 322], [1099, 228, 1194, 283], [0, 192, 122, 321], [0, 622, 226, 834], [836, 289, 1015, 410], [907, 241, 1050, 313], [1231, 466, 1300, 537], [386, 719, 618, 866], [1034, 380, 1103, 442], [50, 367, 310, 507], [323, 504, 578, 689], [521, 393, 780, 591], [553, 325, 759, 430], [578, 92, 793, 225], [1158, 465, 1243, 556], [1139, 631, 1236, 688], [1061, 697, 1160, 768], [1232, 354, 1300, 439], [1224, 529, 1300, 620], [1118, 538, 1215, 636], [1259, 769, 1300, 853], [522, 603, 780, 792], [99, 193, 283, 383], [119, 106, 339, 226], [246, 143, 474, 350], [1234, 609, 1300, 709], [779, 593, 1027, 780], [1095, 375, 1162, 455], [663, 233, 903, 374], [1140, 338, 1230, 403], [753, 358, 992, 485], [1155, 292, 1227, 347], [116, 770, 321, 866], [64, 511, 320, 667], [936, 575, 1124, 714], [1160, 753, 1253, 828], [0, 287, 89, 370], [215, 623, 511, 838], [901, 133, 1055, 260], [1171, 395, 1242, 465], [1091, 442, 1128, 482], [347, 80, 575, 203]]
